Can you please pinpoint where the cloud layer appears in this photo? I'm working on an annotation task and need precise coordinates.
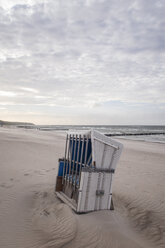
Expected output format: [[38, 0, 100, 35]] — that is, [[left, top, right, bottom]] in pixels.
[[0, 0, 165, 124]]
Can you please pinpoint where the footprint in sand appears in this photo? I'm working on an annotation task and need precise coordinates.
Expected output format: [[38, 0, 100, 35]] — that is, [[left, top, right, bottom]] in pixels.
[[0, 182, 13, 189], [34, 170, 45, 175], [24, 173, 30, 176]]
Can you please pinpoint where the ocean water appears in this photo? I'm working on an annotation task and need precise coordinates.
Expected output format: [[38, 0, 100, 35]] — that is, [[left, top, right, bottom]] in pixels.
[[36, 125, 165, 144]]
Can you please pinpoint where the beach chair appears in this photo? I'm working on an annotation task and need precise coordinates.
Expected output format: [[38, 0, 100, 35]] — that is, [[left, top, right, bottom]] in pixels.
[[55, 130, 123, 213]]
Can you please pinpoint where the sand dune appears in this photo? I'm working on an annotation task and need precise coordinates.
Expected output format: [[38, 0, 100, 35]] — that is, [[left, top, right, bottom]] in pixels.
[[113, 139, 165, 248], [0, 128, 164, 248]]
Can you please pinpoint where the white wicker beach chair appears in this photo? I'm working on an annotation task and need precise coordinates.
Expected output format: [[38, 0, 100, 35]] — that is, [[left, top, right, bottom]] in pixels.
[[55, 130, 123, 213]]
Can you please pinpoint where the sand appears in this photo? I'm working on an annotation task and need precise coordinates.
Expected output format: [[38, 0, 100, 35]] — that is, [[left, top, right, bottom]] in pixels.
[[0, 127, 164, 248]]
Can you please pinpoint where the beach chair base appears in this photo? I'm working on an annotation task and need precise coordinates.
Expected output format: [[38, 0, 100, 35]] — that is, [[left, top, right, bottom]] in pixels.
[[55, 191, 115, 213], [55, 191, 77, 212], [55, 171, 115, 213]]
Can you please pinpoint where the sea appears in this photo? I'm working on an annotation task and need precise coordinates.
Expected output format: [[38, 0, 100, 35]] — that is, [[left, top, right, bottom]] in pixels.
[[36, 125, 165, 144]]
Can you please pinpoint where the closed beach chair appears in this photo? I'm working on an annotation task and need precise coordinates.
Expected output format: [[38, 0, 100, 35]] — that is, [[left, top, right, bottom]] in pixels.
[[55, 130, 123, 213]]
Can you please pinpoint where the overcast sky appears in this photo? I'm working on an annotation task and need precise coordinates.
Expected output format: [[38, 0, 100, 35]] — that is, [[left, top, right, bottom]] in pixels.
[[0, 0, 165, 125]]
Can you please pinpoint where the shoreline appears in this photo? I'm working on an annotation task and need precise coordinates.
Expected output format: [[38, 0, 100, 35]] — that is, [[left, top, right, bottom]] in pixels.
[[1, 125, 165, 144], [116, 135, 165, 144]]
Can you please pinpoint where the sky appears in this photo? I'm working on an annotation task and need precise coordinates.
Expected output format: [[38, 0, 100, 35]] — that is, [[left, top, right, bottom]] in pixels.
[[0, 0, 165, 125]]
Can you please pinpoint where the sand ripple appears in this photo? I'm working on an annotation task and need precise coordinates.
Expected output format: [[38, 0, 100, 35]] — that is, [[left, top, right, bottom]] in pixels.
[[32, 190, 77, 248], [32, 190, 144, 248], [113, 193, 165, 248]]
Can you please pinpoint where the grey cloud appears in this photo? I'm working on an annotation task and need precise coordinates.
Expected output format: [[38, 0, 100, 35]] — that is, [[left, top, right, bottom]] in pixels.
[[0, 0, 165, 123]]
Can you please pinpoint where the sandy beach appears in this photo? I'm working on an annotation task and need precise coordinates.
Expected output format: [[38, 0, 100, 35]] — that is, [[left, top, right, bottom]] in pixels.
[[0, 127, 165, 248]]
